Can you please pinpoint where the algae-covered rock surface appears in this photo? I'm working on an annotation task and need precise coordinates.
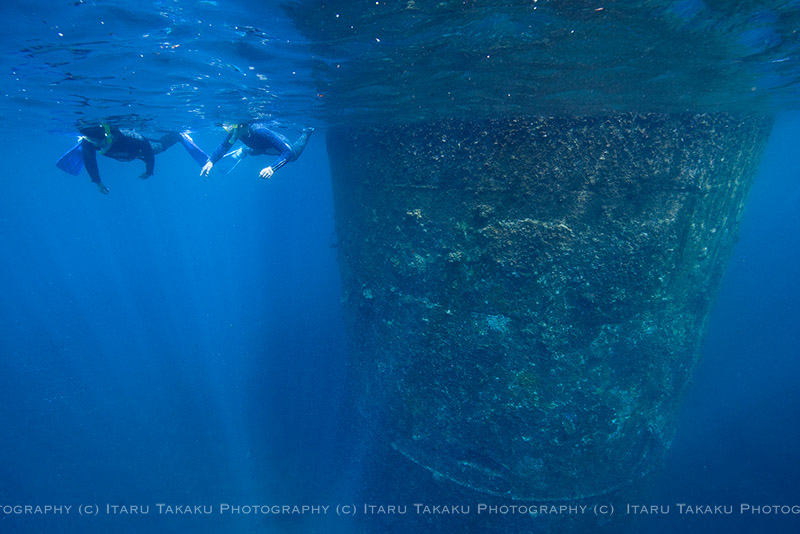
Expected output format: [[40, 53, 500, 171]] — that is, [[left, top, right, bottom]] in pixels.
[[328, 113, 772, 500]]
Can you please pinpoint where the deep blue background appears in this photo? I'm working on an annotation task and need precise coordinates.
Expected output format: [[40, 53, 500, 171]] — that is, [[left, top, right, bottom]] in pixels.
[[0, 114, 798, 533], [0, 129, 347, 532]]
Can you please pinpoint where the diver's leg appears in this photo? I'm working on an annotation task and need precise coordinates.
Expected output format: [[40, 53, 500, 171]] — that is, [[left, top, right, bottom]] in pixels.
[[149, 133, 182, 155], [290, 127, 314, 161], [179, 132, 210, 165], [150, 133, 208, 165]]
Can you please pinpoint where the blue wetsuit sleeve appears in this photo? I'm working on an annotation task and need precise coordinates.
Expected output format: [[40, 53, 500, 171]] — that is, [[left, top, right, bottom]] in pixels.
[[81, 140, 101, 183], [249, 125, 293, 172], [269, 151, 292, 173], [209, 130, 237, 163]]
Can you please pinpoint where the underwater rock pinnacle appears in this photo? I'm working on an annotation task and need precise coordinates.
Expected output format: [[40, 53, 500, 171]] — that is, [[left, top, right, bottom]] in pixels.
[[327, 113, 772, 500]]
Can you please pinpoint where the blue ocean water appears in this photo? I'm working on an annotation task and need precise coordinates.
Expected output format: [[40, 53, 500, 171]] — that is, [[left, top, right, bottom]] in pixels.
[[1, 1, 800, 533], [0, 127, 351, 532]]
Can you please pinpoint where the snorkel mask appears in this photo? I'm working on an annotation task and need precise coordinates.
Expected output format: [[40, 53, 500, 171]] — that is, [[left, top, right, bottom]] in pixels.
[[79, 124, 114, 153]]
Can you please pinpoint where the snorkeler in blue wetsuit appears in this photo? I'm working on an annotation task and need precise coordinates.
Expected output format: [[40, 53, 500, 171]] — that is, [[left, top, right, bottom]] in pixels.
[[200, 123, 314, 179], [56, 125, 209, 194]]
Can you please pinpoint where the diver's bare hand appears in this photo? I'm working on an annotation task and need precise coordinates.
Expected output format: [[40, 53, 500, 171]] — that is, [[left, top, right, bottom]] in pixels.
[[200, 161, 213, 177], [96, 182, 110, 194], [139, 172, 152, 180], [259, 166, 274, 179]]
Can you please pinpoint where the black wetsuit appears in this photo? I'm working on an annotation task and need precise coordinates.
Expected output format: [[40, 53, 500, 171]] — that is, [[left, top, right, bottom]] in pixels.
[[80, 127, 193, 184]]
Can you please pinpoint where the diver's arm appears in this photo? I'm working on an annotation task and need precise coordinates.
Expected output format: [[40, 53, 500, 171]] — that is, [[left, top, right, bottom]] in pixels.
[[82, 140, 100, 182], [83, 142, 109, 194], [81, 140, 108, 193], [258, 150, 291, 179], [251, 126, 292, 179], [209, 130, 237, 163], [202, 129, 237, 176], [141, 143, 155, 179]]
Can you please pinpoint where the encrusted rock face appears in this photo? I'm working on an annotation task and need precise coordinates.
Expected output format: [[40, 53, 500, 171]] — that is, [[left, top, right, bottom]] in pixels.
[[327, 114, 772, 500]]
